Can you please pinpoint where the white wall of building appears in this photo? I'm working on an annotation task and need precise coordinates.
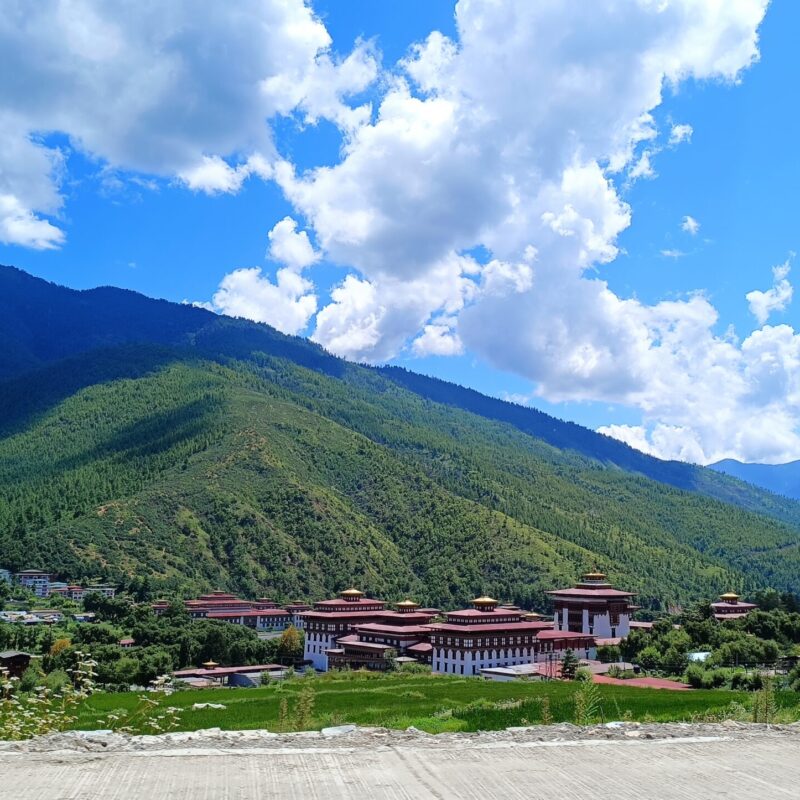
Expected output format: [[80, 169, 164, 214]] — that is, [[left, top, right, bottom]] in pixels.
[[304, 630, 335, 671]]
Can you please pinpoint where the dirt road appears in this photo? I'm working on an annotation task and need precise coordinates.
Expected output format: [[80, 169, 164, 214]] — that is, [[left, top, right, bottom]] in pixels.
[[2, 723, 799, 799]]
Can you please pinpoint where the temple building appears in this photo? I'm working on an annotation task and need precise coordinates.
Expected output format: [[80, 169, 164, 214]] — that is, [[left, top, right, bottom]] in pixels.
[[325, 599, 438, 670], [153, 592, 293, 631], [426, 596, 594, 676], [301, 589, 388, 670], [547, 571, 635, 639], [711, 592, 757, 621], [285, 602, 312, 629]]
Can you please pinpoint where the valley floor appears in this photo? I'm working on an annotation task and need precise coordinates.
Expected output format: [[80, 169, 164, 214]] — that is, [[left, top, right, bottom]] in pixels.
[[2, 724, 799, 799]]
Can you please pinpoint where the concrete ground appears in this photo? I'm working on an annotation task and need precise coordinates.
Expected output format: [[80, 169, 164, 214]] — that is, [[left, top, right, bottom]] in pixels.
[[1, 724, 799, 799]]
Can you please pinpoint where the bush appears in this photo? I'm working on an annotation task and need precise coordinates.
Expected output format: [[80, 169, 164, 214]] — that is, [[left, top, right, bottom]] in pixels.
[[19, 665, 42, 692], [574, 667, 593, 683], [596, 645, 621, 663], [44, 670, 70, 692]]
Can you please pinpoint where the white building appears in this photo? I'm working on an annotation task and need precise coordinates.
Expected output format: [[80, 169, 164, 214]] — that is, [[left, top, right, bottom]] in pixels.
[[427, 597, 595, 676], [547, 571, 635, 640], [15, 570, 50, 598]]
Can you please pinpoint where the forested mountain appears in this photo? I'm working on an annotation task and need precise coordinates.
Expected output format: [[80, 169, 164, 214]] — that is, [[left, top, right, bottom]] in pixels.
[[2, 264, 800, 608], [710, 459, 800, 501]]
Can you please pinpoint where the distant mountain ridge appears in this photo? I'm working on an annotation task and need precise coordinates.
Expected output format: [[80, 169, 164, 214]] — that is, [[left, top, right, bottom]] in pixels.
[[1, 264, 799, 605], [710, 459, 800, 501], [0, 265, 783, 513]]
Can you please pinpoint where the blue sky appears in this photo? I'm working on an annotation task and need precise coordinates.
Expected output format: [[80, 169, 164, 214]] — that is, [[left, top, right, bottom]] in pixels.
[[1, 0, 796, 464]]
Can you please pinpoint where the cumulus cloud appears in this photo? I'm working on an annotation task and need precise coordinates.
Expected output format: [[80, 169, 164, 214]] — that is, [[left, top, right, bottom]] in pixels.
[[206, 217, 319, 335], [4, 0, 789, 464], [210, 266, 317, 335], [412, 319, 463, 357], [681, 215, 701, 235], [0, 0, 377, 246], [279, 0, 774, 463], [746, 258, 794, 325], [267, 217, 320, 271]]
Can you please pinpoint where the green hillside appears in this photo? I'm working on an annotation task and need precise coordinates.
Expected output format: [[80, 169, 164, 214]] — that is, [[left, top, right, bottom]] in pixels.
[[2, 341, 799, 609]]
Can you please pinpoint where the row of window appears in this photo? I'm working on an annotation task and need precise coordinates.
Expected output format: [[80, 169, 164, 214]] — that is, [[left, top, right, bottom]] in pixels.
[[432, 636, 532, 648]]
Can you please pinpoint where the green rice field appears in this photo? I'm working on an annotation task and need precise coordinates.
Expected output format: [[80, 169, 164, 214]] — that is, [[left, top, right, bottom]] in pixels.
[[73, 672, 800, 735]]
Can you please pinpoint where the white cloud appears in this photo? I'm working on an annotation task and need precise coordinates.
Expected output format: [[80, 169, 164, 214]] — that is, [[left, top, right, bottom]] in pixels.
[[267, 217, 320, 271], [4, 0, 789, 465], [412, 319, 464, 357], [669, 123, 694, 145], [746, 258, 794, 325], [681, 215, 701, 235], [661, 249, 685, 259], [629, 151, 656, 181], [0, 193, 64, 250], [211, 266, 317, 335], [0, 0, 377, 246], [205, 216, 319, 335]]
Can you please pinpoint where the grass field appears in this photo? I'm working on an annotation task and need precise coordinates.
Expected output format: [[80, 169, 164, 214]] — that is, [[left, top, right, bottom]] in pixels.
[[73, 672, 800, 735]]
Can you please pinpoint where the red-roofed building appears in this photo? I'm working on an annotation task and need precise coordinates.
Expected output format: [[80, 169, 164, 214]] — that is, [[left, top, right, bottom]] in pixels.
[[152, 591, 297, 631], [325, 600, 437, 670], [547, 571, 635, 639], [427, 596, 595, 676], [302, 589, 388, 670], [711, 592, 757, 621]]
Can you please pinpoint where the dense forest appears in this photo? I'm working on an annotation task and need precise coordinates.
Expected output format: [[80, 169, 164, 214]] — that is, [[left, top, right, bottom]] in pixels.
[[1, 265, 800, 609]]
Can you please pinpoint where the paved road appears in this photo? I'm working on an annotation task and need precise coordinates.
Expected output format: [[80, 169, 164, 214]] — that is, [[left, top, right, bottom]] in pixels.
[[2, 729, 799, 799]]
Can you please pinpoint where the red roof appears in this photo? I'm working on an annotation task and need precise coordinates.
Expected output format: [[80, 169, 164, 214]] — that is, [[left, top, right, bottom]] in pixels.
[[376, 611, 438, 623], [445, 608, 525, 619], [333, 639, 392, 652], [406, 642, 433, 654], [547, 588, 634, 598], [710, 601, 756, 610], [535, 630, 595, 642], [207, 609, 289, 618], [428, 621, 553, 634], [313, 598, 385, 608], [353, 623, 431, 635], [301, 610, 386, 622], [173, 664, 283, 677]]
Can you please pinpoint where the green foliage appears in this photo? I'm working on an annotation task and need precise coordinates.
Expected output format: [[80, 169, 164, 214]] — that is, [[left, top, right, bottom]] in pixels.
[[72, 672, 800, 735], [561, 650, 579, 679], [276, 626, 303, 661], [3, 266, 800, 607], [292, 682, 316, 730], [595, 645, 621, 663], [573, 680, 603, 725]]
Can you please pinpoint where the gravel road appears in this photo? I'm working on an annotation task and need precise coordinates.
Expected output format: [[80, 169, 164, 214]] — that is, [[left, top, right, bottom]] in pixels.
[[2, 722, 799, 799]]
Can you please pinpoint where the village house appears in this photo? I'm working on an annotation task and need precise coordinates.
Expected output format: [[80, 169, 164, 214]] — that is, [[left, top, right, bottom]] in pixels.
[[0, 650, 33, 678], [172, 662, 286, 688], [14, 569, 51, 598]]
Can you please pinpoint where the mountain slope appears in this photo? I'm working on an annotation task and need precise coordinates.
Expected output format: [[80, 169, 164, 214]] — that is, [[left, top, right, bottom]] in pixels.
[[2, 264, 796, 527], [2, 265, 800, 605], [710, 459, 800, 501]]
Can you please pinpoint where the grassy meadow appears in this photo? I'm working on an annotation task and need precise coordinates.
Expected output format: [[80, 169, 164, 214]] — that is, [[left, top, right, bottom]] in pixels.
[[74, 672, 800, 735]]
